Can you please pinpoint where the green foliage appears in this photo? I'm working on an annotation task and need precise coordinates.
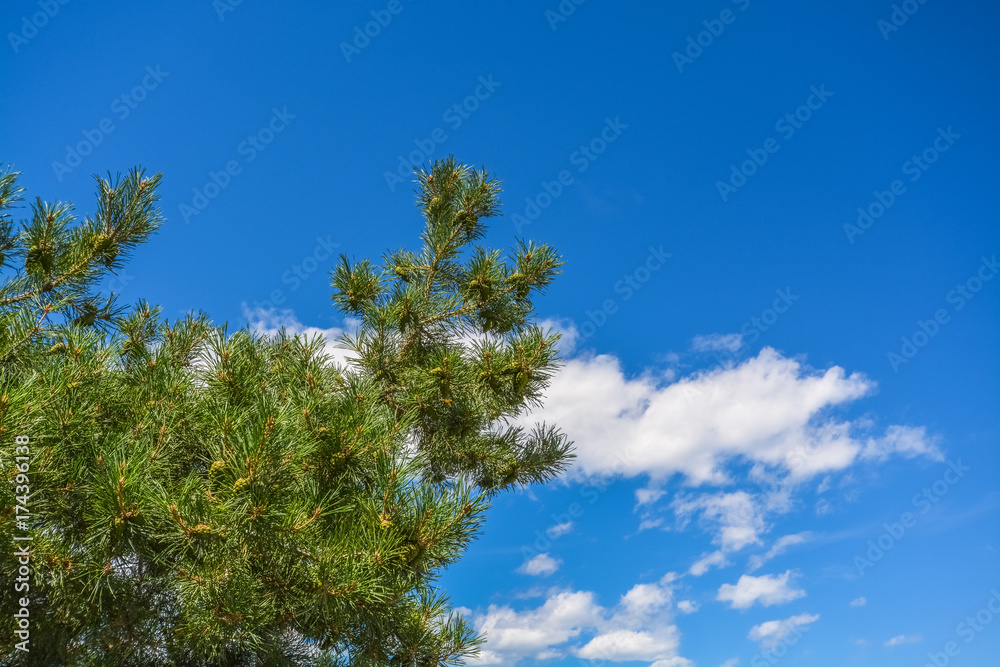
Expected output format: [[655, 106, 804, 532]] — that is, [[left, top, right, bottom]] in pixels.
[[0, 159, 572, 665], [0, 167, 163, 366], [334, 158, 572, 493]]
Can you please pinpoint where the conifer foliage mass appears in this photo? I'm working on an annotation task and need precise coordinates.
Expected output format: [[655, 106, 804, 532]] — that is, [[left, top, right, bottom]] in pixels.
[[0, 159, 573, 666]]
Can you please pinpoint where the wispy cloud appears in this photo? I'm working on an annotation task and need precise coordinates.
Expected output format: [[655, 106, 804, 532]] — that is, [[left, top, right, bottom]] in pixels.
[[884, 634, 922, 647], [691, 333, 744, 353], [689, 550, 730, 576], [748, 613, 819, 649], [748, 532, 813, 571]]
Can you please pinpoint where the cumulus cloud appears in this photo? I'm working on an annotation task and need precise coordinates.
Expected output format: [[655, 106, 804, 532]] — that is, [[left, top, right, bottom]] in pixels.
[[748, 613, 819, 649], [577, 629, 681, 662], [720, 659, 740, 667], [467, 575, 691, 665], [850, 597, 867, 607], [518, 553, 561, 577], [470, 590, 603, 661], [620, 582, 672, 615], [516, 343, 939, 569], [717, 571, 805, 609], [748, 532, 813, 571], [518, 347, 938, 485], [676, 600, 699, 614]]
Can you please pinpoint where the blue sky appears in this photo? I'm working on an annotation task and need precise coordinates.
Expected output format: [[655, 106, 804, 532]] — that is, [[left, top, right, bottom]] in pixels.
[[3, 1, 999, 665]]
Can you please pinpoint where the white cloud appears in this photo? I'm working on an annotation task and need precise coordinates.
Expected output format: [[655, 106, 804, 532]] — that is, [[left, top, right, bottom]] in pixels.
[[689, 550, 730, 576], [861, 425, 942, 462], [548, 521, 574, 537], [649, 660, 695, 667], [717, 571, 806, 609], [884, 634, 922, 647], [620, 582, 672, 616], [748, 613, 819, 649], [465, 649, 505, 665], [639, 517, 665, 531], [748, 532, 813, 571], [518, 553, 562, 577], [817, 476, 832, 493], [692, 333, 744, 353], [850, 596, 867, 607], [468, 575, 691, 665], [676, 600, 699, 614], [473, 590, 603, 658], [518, 344, 939, 570], [720, 659, 739, 667], [577, 629, 680, 661], [518, 347, 939, 484], [674, 491, 767, 552], [538, 317, 580, 356], [636, 487, 667, 507]]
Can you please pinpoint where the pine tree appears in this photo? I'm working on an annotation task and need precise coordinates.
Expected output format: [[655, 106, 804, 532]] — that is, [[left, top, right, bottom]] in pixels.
[[0, 166, 163, 363], [0, 158, 573, 665]]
